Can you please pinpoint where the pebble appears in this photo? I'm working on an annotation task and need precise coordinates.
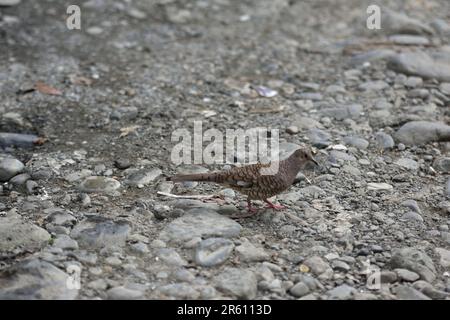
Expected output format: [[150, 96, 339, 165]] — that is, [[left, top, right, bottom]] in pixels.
[[195, 238, 234, 267], [433, 157, 450, 172], [235, 240, 269, 262], [125, 168, 162, 187], [0, 210, 51, 254], [306, 128, 331, 148], [214, 268, 257, 299], [0, 259, 78, 299], [156, 248, 187, 267], [289, 282, 310, 297], [359, 80, 388, 91], [130, 242, 149, 254], [159, 208, 241, 243], [375, 132, 395, 149], [383, 9, 434, 35], [0, 158, 24, 182], [367, 183, 393, 191], [343, 136, 369, 149], [0, 0, 21, 6], [435, 248, 450, 268], [400, 211, 423, 223], [395, 158, 419, 171], [390, 248, 436, 282], [71, 216, 130, 248], [53, 235, 79, 250], [394, 285, 431, 300], [302, 256, 332, 276], [326, 284, 356, 300], [388, 52, 450, 82], [389, 35, 429, 46], [157, 283, 200, 299], [78, 176, 121, 193], [107, 286, 144, 300], [401, 200, 421, 214], [380, 271, 397, 283], [395, 269, 420, 282]]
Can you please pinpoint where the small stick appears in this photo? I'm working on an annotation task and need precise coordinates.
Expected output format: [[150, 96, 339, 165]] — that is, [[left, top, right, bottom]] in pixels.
[[157, 191, 217, 200]]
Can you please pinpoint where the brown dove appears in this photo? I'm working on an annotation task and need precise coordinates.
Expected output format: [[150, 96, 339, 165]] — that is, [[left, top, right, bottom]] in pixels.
[[169, 148, 318, 213]]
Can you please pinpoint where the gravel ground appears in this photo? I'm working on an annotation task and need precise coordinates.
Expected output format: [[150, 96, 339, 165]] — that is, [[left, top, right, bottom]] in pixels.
[[1, 0, 450, 300]]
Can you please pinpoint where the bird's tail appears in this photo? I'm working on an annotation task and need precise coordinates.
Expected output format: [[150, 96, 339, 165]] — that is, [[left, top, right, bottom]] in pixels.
[[168, 172, 219, 183]]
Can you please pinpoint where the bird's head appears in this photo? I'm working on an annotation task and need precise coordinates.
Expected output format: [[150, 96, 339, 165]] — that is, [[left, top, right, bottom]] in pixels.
[[293, 148, 319, 167]]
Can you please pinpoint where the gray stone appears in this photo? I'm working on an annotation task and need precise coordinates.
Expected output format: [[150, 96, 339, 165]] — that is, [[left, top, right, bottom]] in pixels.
[[343, 136, 369, 149], [389, 35, 429, 45], [412, 281, 449, 299], [395, 158, 419, 171], [375, 132, 395, 149], [130, 242, 149, 254], [53, 235, 79, 250], [434, 157, 450, 172], [195, 238, 234, 267], [70, 216, 130, 248], [395, 269, 420, 282], [303, 256, 332, 275], [383, 9, 434, 35], [395, 121, 450, 146], [107, 286, 144, 300], [159, 208, 241, 243], [350, 49, 396, 66], [214, 268, 257, 299], [9, 173, 30, 185], [435, 247, 450, 268], [380, 271, 398, 283], [359, 80, 388, 91], [78, 176, 120, 193], [88, 279, 108, 291], [326, 284, 356, 300], [45, 209, 77, 227], [157, 283, 200, 299], [289, 282, 310, 298], [388, 52, 450, 82], [400, 211, 423, 223], [367, 183, 393, 191], [157, 248, 187, 266], [0, 158, 24, 182], [0, 210, 51, 254], [0, 259, 78, 299], [306, 128, 331, 148], [0, 0, 21, 7], [390, 248, 436, 282], [439, 82, 450, 95], [321, 104, 363, 120], [235, 241, 269, 262], [331, 260, 350, 272], [401, 200, 421, 214], [64, 169, 92, 183], [405, 76, 423, 88], [394, 285, 431, 300], [125, 168, 162, 187]]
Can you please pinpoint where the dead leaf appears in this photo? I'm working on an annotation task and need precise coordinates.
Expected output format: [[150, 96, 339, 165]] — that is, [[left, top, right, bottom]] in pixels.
[[119, 125, 140, 138], [35, 81, 62, 96]]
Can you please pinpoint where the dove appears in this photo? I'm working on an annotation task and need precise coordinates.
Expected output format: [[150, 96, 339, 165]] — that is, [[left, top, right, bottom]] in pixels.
[[169, 148, 318, 214]]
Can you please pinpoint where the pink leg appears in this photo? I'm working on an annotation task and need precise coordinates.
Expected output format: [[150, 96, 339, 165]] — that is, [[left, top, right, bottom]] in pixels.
[[264, 199, 287, 210]]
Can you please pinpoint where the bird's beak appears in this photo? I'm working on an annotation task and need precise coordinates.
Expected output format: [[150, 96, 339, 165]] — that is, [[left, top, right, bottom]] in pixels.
[[311, 157, 319, 166]]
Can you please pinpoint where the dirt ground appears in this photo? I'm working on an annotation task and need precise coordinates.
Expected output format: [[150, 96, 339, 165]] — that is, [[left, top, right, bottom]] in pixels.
[[0, 0, 450, 300]]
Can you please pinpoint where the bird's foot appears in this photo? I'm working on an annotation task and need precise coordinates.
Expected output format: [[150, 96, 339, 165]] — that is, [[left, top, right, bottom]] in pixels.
[[264, 200, 286, 210]]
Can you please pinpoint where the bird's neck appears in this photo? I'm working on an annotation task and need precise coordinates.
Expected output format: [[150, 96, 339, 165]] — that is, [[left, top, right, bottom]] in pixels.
[[283, 155, 303, 178]]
